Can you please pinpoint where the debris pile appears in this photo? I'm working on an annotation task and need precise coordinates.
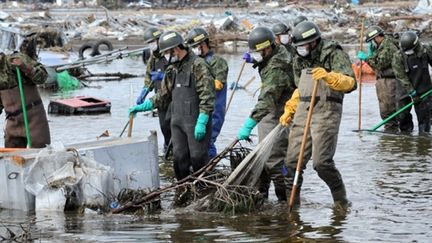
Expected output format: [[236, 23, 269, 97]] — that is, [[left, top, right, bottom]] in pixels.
[[1, 1, 430, 54]]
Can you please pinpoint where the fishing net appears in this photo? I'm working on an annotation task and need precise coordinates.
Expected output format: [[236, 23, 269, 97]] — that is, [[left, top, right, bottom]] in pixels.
[[224, 124, 285, 187], [56, 70, 80, 91]]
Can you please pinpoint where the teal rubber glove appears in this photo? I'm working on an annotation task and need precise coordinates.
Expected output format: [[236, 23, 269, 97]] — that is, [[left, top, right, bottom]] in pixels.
[[357, 51, 368, 61], [367, 41, 376, 55], [237, 117, 257, 140], [128, 99, 153, 116], [194, 113, 209, 141]]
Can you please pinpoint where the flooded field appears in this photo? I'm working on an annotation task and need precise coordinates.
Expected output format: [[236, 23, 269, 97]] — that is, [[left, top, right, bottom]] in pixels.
[[1, 53, 431, 242]]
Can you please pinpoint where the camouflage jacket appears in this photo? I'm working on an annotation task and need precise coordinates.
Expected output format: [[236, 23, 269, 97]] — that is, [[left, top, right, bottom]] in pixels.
[[205, 51, 228, 85], [282, 43, 297, 60], [293, 39, 356, 91], [392, 43, 432, 92], [366, 36, 399, 76], [151, 50, 215, 115], [144, 51, 168, 91], [0, 52, 48, 112], [250, 44, 296, 121]]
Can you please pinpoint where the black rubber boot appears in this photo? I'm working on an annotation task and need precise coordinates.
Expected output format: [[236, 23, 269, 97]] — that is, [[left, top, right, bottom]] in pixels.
[[286, 187, 301, 207], [331, 184, 350, 209]]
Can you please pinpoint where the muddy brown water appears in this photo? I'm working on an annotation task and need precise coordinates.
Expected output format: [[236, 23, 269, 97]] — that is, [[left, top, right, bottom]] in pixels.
[[1, 53, 431, 242]]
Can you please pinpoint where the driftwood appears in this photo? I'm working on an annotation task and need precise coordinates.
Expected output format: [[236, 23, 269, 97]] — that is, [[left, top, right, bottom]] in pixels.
[[111, 139, 239, 214]]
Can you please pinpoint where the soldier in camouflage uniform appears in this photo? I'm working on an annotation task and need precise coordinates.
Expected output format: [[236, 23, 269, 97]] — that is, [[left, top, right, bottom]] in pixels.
[[129, 31, 215, 180], [392, 31, 432, 133], [136, 27, 171, 151], [280, 21, 356, 206], [0, 36, 50, 148], [0, 53, 17, 90], [358, 25, 401, 131], [272, 22, 296, 58], [238, 27, 296, 201], [187, 27, 229, 159]]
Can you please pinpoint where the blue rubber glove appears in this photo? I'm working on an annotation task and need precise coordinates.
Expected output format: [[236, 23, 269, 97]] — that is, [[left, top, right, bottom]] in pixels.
[[136, 87, 149, 105], [237, 117, 257, 140], [242, 52, 254, 63], [357, 51, 368, 61], [150, 71, 164, 81], [194, 113, 209, 141], [128, 99, 153, 116]]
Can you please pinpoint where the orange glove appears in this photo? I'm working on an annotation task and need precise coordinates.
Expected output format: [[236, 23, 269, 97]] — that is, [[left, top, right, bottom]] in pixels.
[[215, 80, 224, 91], [280, 89, 300, 126]]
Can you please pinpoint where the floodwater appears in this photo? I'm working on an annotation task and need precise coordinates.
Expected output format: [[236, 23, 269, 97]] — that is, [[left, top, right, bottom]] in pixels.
[[1, 52, 432, 242]]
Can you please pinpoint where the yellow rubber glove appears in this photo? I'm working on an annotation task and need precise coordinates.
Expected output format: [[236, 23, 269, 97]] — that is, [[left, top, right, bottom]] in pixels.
[[312, 67, 355, 92], [280, 89, 300, 126], [215, 79, 224, 91]]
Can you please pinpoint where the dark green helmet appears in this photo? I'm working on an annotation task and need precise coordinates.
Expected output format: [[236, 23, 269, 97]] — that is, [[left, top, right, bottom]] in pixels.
[[272, 23, 290, 35], [187, 27, 209, 47], [400, 31, 419, 51], [143, 27, 162, 44], [158, 31, 184, 52], [248, 26, 275, 52], [365, 25, 384, 42], [291, 21, 321, 46], [293, 15, 308, 27]]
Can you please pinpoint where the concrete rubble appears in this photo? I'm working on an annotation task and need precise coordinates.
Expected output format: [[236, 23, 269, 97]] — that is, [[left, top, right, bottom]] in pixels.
[[0, 1, 430, 55]]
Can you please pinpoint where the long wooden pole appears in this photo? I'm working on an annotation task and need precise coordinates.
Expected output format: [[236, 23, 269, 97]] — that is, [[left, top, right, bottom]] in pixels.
[[127, 84, 134, 137], [225, 61, 246, 113], [288, 79, 320, 213], [358, 18, 365, 130]]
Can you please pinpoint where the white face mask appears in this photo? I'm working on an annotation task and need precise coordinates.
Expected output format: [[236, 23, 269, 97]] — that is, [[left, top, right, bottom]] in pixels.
[[251, 52, 263, 63], [280, 34, 290, 45], [164, 52, 178, 63], [192, 47, 202, 56], [149, 42, 158, 52], [404, 49, 415, 55], [296, 46, 309, 57]]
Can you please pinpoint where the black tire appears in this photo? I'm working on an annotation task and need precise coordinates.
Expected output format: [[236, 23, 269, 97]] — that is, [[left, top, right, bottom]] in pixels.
[[142, 47, 151, 65], [78, 43, 94, 60], [91, 39, 114, 56]]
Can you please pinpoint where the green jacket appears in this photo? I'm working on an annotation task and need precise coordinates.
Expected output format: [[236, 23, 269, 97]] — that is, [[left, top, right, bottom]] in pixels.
[[250, 44, 296, 122], [151, 50, 215, 115], [366, 36, 399, 76], [207, 52, 228, 85], [392, 43, 432, 92], [293, 39, 356, 91]]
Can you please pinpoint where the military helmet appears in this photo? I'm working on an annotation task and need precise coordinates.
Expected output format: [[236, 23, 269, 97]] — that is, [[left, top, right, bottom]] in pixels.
[[248, 26, 275, 52], [158, 31, 184, 52], [291, 21, 321, 47], [400, 31, 419, 51], [187, 27, 209, 47], [272, 23, 290, 35], [293, 15, 308, 27], [19, 34, 38, 60], [365, 25, 384, 42], [143, 27, 162, 44]]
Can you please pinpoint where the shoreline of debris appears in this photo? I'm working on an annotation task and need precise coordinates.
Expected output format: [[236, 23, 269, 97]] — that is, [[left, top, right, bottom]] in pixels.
[[1, 1, 431, 55]]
